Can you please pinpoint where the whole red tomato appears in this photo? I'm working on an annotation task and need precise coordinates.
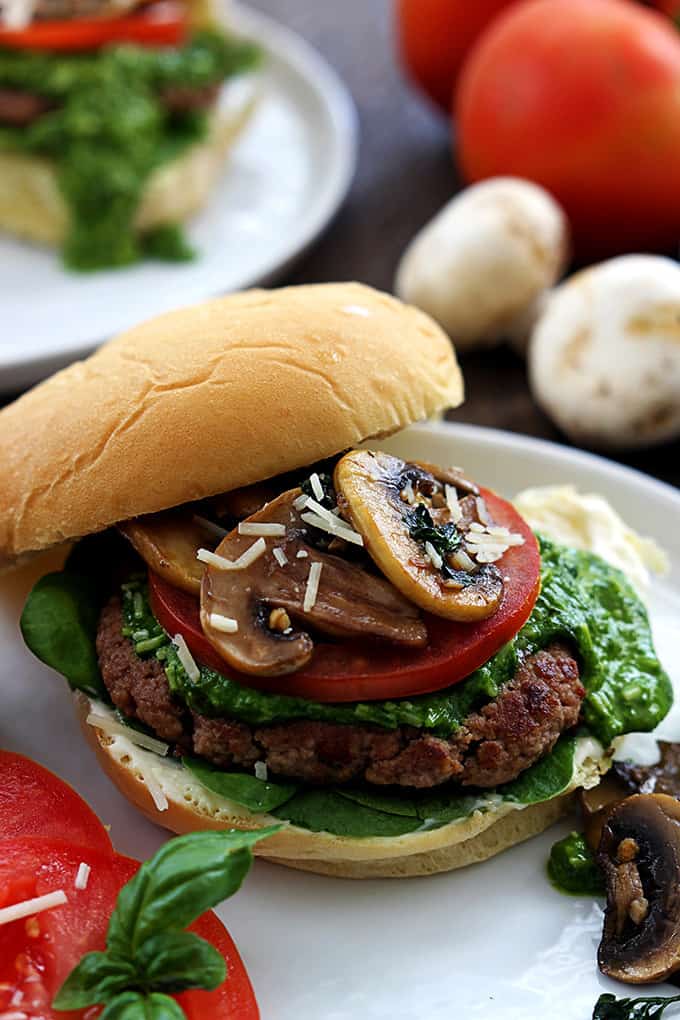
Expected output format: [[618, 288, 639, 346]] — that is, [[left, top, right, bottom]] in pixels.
[[456, 0, 680, 257], [396, 0, 522, 110], [649, 0, 680, 16]]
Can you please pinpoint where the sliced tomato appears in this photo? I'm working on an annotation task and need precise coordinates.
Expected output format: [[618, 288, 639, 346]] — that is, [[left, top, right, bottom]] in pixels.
[[151, 487, 541, 702], [0, 1, 187, 52], [0, 837, 259, 1020], [0, 749, 113, 853]]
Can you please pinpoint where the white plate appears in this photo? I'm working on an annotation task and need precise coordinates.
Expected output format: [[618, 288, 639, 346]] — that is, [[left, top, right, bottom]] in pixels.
[[0, 3, 357, 392], [1, 422, 679, 1020]]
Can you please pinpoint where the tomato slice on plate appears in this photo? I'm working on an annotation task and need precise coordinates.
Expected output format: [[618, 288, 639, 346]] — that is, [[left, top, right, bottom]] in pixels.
[[151, 487, 541, 702], [0, 837, 259, 1020], [0, 749, 113, 853], [0, 1, 187, 52]]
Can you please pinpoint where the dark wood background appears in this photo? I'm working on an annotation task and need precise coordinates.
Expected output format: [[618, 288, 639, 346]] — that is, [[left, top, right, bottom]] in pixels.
[[250, 0, 680, 490]]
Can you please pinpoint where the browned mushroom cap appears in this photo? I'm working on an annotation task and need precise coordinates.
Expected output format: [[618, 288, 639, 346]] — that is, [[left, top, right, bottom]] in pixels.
[[200, 489, 427, 677], [411, 461, 480, 496], [119, 512, 221, 595], [333, 450, 503, 622], [598, 793, 680, 984], [614, 742, 680, 798]]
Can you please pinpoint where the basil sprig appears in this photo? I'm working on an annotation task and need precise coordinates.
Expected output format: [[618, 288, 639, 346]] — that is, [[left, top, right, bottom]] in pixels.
[[54, 828, 279, 1018]]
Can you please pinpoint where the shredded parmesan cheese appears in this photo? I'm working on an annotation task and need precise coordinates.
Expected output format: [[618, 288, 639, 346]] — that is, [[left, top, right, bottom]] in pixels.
[[424, 541, 443, 570], [197, 538, 266, 571], [302, 497, 337, 524], [300, 511, 364, 547], [293, 493, 310, 510], [450, 548, 476, 572], [309, 473, 324, 501], [273, 547, 288, 567], [173, 633, 200, 683], [139, 763, 168, 812], [86, 713, 169, 756], [238, 522, 286, 537], [192, 515, 228, 540], [254, 761, 268, 781], [445, 485, 462, 522], [74, 863, 91, 891], [296, 549, 309, 559], [0, 891, 67, 927], [303, 561, 323, 612], [209, 613, 239, 634]]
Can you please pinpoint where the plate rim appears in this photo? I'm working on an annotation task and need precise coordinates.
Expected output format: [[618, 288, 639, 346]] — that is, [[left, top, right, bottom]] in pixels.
[[410, 420, 680, 510], [0, 2, 358, 386]]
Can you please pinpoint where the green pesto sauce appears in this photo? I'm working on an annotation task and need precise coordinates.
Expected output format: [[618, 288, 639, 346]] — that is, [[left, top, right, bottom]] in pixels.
[[548, 831, 605, 896], [121, 536, 672, 746], [0, 32, 258, 269]]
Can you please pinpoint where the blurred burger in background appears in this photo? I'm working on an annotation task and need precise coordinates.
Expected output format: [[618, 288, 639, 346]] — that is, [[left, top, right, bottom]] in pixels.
[[0, 0, 260, 269]]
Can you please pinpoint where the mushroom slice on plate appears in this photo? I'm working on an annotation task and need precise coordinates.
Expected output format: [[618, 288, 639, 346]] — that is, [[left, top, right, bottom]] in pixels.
[[598, 794, 680, 984], [201, 489, 427, 678], [614, 741, 680, 798], [119, 511, 219, 595], [333, 450, 503, 621]]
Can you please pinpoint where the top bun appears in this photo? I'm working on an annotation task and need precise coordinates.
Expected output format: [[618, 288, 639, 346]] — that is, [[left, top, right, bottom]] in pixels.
[[0, 283, 462, 564]]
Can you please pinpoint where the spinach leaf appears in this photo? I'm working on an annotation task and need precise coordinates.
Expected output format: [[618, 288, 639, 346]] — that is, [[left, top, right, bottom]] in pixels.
[[593, 993, 680, 1019], [275, 790, 423, 838], [501, 733, 577, 804], [182, 756, 298, 813], [408, 503, 463, 581], [20, 571, 104, 697], [548, 832, 605, 896], [54, 828, 279, 1016]]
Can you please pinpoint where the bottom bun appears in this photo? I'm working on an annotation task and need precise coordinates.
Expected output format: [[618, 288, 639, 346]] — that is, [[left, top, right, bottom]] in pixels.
[[0, 94, 257, 249], [78, 695, 606, 879]]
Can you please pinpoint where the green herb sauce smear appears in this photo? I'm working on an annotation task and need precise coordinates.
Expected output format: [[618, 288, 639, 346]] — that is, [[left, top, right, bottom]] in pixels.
[[0, 31, 258, 269], [548, 831, 605, 896]]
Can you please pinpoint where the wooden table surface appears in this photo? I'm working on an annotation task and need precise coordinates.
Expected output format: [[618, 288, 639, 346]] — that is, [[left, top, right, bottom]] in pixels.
[[250, 0, 680, 490], [3, 0, 678, 491]]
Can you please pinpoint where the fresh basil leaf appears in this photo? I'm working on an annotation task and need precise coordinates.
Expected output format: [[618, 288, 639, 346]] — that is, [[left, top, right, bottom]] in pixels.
[[182, 756, 298, 813], [275, 789, 423, 837], [592, 992, 680, 1019], [108, 828, 279, 956], [53, 952, 136, 1010], [20, 571, 104, 696], [136, 932, 225, 992], [335, 788, 421, 818], [100, 991, 186, 1020]]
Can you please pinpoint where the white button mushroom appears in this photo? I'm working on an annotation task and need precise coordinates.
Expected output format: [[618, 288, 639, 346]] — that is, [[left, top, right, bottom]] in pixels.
[[529, 255, 680, 449], [394, 177, 569, 352]]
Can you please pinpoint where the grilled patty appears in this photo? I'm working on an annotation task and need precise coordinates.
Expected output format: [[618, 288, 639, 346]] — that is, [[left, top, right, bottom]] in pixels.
[[97, 597, 585, 790]]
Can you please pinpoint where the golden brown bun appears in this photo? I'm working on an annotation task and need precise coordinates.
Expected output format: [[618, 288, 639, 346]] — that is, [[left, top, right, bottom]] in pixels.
[[79, 696, 600, 879], [0, 284, 462, 565], [0, 102, 256, 249]]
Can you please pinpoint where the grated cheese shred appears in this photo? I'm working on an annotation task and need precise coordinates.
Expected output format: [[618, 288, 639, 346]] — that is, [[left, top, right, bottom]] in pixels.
[[0, 890, 67, 928], [303, 561, 323, 612], [86, 713, 169, 756], [273, 547, 288, 567], [173, 633, 200, 683], [209, 613, 239, 634], [197, 538, 266, 571], [238, 522, 286, 537], [309, 473, 324, 501], [74, 863, 91, 891]]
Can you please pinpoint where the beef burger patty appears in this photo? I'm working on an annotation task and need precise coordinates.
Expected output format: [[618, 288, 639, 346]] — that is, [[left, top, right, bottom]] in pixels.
[[97, 597, 585, 790]]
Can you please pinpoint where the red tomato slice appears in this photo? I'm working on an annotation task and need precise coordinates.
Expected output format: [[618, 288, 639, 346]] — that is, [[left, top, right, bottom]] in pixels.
[[150, 487, 541, 702], [0, 1, 187, 52], [0, 749, 113, 853], [0, 837, 259, 1020]]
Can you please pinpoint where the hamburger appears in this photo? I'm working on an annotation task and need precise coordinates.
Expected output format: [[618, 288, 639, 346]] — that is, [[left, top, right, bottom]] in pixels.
[[0, 0, 259, 269], [4, 282, 671, 877]]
